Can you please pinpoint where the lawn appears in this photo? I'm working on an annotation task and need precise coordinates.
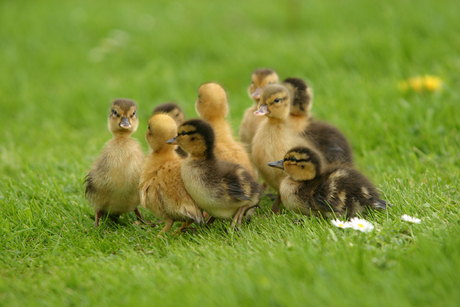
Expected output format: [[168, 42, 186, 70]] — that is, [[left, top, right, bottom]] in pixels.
[[1, 0, 460, 306]]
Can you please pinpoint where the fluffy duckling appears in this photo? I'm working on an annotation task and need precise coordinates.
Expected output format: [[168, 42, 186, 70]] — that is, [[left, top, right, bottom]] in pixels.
[[196, 82, 256, 178], [252, 84, 318, 212], [152, 102, 185, 126], [85, 99, 148, 227], [283, 77, 353, 165], [281, 77, 313, 133], [239, 69, 279, 153], [139, 114, 205, 236], [152, 102, 187, 158], [268, 146, 389, 218], [167, 119, 261, 227]]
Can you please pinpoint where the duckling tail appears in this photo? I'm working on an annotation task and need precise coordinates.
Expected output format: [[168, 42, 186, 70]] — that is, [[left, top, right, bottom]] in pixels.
[[374, 199, 392, 210]]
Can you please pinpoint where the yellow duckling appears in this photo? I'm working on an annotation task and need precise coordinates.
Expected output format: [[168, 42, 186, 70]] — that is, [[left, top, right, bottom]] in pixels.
[[167, 119, 261, 227], [239, 69, 279, 153], [139, 114, 205, 236], [252, 84, 319, 212], [152, 102, 185, 126], [85, 99, 148, 227], [196, 82, 256, 178], [268, 146, 389, 218], [152, 102, 187, 157], [282, 77, 353, 165]]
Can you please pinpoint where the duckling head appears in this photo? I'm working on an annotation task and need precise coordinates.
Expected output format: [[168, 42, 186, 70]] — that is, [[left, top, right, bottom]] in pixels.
[[145, 114, 178, 152], [195, 83, 229, 121], [268, 146, 323, 181], [108, 99, 139, 135], [254, 84, 290, 120], [248, 69, 279, 101], [282, 77, 313, 116], [167, 119, 215, 159], [152, 102, 185, 126]]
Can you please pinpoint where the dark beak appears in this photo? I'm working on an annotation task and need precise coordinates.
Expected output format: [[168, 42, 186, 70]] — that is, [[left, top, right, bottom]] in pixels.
[[268, 160, 284, 170], [119, 117, 131, 129], [166, 136, 178, 145]]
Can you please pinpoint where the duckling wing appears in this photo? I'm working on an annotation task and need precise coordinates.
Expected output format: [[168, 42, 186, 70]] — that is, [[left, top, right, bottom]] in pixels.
[[84, 173, 96, 196], [221, 164, 251, 201], [179, 205, 205, 225], [313, 191, 342, 213]]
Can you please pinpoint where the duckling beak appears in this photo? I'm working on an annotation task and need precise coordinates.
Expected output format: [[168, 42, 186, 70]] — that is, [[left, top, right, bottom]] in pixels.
[[166, 136, 178, 145], [252, 88, 261, 99], [268, 160, 285, 170], [254, 105, 269, 116], [119, 117, 131, 129]]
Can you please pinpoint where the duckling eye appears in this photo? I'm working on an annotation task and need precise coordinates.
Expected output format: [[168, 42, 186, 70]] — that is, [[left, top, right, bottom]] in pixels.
[[147, 125, 150, 130], [290, 157, 296, 162], [112, 109, 118, 116], [274, 98, 280, 103], [131, 111, 136, 117]]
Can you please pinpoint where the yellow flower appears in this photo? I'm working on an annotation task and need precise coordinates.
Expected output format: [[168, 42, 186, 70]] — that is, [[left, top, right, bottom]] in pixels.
[[399, 75, 442, 93]]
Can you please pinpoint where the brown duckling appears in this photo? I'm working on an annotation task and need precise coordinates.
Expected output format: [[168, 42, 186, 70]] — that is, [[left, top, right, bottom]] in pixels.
[[85, 99, 149, 227], [152, 102, 185, 126], [196, 82, 256, 177], [282, 77, 353, 165], [239, 69, 279, 152], [139, 114, 205, 236], [268, 146, 389, 218], [152, 102, 187, 158], [166, 119, 261, 227], [252, 84, 318, 212]]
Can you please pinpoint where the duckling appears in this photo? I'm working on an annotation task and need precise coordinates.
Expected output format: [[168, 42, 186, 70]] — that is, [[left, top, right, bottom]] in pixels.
[[268, 146, 389, 218], [281, 77, 313, 133], [85, 99, 149, 227], [196, 82, 256, 178], [252, 84, 319, 212], [166, 119, 261, 227], [152, 102, 185, 126], [152, 102, 187, 158], [239, 69, 279, 153], [139, 114, 205, 236], [282, 77, 353, 165]]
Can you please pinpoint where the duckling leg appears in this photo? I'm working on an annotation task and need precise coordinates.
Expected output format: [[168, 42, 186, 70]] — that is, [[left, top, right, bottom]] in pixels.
[[134, 208, 156, 227], [230, 207, 245, 228], [157, 218, 174, 238], [94, 210, 104, 228], [271, 194, 282, 214], [237, 205, 250, 225], [179, 221, 194, 232]]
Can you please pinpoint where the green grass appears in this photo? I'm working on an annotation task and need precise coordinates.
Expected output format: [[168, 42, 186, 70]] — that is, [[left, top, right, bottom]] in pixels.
[[1, 0, 460, 306]]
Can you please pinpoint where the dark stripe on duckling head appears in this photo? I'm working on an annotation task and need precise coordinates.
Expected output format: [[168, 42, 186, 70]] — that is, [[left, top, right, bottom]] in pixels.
[[253, 68, 276, 77], [260, 84, 290, 106], [179, 119, 215, 159], [153, 102, 182, 114], [282, 78, 312, 114], [283, 78, 307, 92], [111, 98, 137, 112], [286, 146, 323, 173]]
